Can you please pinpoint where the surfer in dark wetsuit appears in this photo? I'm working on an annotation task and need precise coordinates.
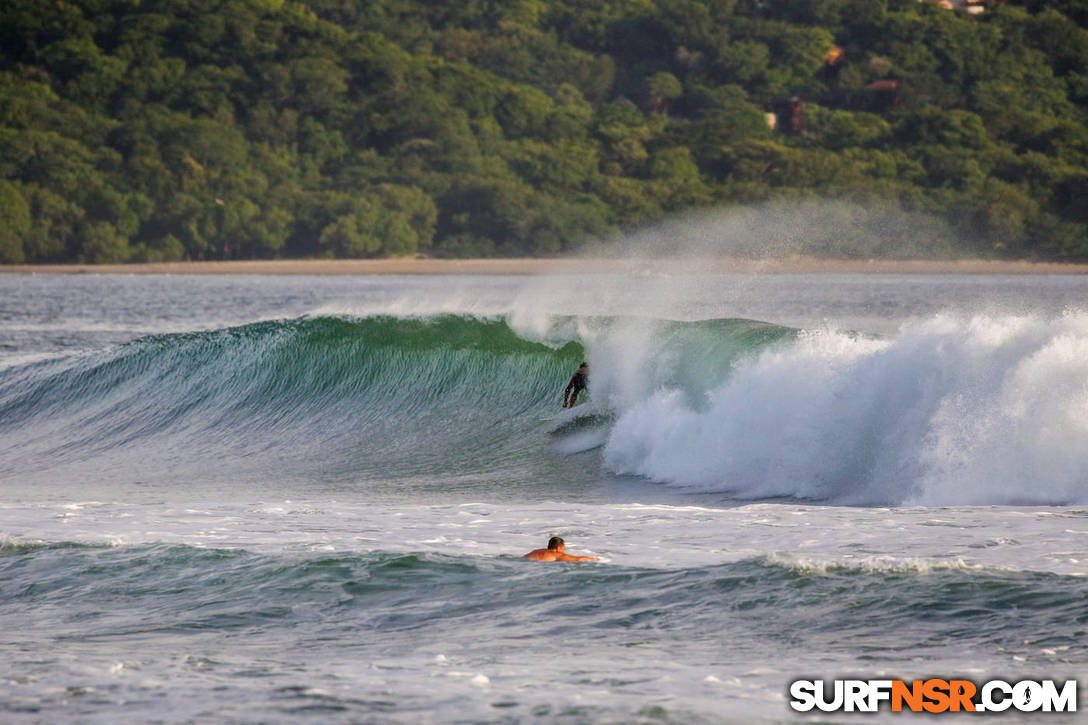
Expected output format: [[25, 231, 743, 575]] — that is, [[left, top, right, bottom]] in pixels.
[[563, 362, 588, 408]]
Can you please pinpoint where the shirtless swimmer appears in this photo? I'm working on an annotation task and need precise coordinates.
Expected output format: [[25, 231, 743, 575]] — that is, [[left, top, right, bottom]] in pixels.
[[523, 536, 598, 562]]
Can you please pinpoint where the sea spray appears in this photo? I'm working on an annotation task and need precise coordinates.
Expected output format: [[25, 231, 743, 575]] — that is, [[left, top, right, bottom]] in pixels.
[[6, 274, 1088, 725], [602, 312, 1088, 506], [5, 307, 1088, 506]]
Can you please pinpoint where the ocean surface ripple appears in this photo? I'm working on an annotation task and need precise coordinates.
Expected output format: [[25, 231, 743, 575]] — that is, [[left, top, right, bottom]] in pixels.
[[3, 274, 1088, 724]]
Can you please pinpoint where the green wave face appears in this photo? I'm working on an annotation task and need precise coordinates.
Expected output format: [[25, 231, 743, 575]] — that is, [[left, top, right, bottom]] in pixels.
[[0, 314, 788, 497]]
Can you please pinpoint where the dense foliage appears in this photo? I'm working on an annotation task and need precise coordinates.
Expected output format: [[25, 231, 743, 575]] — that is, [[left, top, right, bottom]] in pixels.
[[1, 0, 1086, 262]]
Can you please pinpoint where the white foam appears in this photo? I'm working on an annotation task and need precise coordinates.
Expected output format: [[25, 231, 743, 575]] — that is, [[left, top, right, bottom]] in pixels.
[[760, 552, 984, 575], [5, 499, 1085, 576], [601, 312, 1088, 506]]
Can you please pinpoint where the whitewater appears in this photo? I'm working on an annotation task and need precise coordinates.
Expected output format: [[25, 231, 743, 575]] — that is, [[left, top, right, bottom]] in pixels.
[[1, 271, 1087, 724]]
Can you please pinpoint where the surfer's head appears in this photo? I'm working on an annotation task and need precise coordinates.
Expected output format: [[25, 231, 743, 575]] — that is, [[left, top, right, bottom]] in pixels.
[[579, 362, 588, 370], [547, 536, 565, 551]]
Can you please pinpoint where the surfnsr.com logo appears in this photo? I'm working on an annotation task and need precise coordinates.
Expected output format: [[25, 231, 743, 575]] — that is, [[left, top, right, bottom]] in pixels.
[[789, 679, 1078, 713]]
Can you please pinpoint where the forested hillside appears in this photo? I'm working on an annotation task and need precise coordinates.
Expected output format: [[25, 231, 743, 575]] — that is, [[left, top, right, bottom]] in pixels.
[[1, 0, 1086, 263]]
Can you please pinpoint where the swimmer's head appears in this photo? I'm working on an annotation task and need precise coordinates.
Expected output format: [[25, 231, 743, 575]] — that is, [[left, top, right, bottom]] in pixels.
[[547, 536, 564, 550]]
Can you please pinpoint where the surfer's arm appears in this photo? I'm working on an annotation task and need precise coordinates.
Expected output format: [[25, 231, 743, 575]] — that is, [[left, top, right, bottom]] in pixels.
[[557, 554, 598, 562]]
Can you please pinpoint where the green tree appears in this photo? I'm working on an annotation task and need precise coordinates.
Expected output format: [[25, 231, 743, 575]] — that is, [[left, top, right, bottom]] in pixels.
[[644, 71, 683, 114], [0, 180, 30, 262], [1, 0, 1087, 263]]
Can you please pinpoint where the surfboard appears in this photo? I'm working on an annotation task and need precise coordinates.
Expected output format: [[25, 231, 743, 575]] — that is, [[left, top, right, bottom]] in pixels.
[[541, 399, 597, 424], [541, 400, 615, 440]]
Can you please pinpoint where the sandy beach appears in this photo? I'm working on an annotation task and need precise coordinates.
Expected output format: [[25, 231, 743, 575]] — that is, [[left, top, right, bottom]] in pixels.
[[3, 256, 1088, 275]]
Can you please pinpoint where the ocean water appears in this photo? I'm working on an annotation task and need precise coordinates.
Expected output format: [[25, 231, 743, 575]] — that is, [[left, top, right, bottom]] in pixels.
[[1, 271, 1087, 724]]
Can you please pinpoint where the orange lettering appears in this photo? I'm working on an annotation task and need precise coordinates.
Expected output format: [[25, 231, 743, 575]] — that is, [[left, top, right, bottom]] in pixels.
[[922, 679, 951, 713], [948, 680, 977, 712], [892, 680, 924, 712]]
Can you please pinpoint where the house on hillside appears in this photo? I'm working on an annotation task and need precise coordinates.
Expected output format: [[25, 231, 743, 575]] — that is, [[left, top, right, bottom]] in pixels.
[[769, 97, 805, 135], [824, 45, 844, 83], [922, 0, 998, 14], [865, 80, 902, 111]]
